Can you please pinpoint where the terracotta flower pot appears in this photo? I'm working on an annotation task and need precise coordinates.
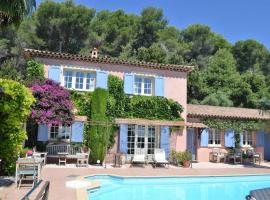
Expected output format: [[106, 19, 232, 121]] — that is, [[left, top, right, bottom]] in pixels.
[[183, 160, 190, 168]]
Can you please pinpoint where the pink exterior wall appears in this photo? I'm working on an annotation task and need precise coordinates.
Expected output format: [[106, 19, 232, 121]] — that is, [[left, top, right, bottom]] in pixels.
[[41, 58, 187, 120], [41, 58, 188, 156]]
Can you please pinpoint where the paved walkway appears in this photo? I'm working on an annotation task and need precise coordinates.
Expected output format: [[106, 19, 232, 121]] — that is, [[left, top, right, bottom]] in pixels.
[[1, 163, 270, 200]]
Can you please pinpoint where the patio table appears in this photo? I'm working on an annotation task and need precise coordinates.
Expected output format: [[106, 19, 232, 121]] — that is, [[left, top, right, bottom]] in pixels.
[[15, 157, 44, 187]]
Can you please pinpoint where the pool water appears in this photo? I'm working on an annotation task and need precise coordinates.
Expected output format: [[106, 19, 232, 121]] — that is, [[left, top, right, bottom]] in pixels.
[[86, 174, 270, 200]]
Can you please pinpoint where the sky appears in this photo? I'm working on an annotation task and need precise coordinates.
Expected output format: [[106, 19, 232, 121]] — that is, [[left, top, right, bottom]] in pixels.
[[36, 0, 270, 49]]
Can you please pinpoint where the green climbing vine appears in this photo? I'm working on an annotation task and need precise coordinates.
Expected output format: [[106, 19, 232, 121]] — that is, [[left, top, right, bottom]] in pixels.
[[202, 118, 262, 133]]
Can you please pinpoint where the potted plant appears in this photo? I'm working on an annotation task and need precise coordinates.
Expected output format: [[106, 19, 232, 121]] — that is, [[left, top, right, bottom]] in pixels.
[[242, 153, 249, 164], [181, 151, 192, 168]]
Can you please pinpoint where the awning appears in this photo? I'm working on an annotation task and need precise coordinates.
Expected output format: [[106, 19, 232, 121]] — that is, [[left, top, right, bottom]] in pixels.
[[115, 118, 185, 126]]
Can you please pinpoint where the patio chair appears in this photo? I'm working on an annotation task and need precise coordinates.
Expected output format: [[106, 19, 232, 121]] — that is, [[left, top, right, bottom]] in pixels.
[[247, 147, 262, 165], [76, 148, 90, 167], [209, 148, 226, 163], [227, 149, 243, 164], [16, 158, 37, 188], [131, 149, 146, 167], [153, 148, 169, 168]]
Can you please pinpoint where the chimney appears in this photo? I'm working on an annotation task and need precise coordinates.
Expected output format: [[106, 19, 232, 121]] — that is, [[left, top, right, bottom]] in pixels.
[[91, 48, 98, 58]]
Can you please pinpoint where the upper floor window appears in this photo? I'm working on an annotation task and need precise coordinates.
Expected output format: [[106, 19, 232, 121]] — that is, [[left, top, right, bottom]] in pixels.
[[63, 70, 96, 91], [49, 125, 71, 140], [243, 131, 253, 146], [64, 71, 73, 88], [208, 129, 221, 146], [134, 76, 153, 96]]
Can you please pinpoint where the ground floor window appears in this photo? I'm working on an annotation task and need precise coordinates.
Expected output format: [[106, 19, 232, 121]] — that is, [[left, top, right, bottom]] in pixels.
[[127, 125, 156, 155], [208, 129, 221, 146], [49, 125, 71, 140], [243, 131, 253, 146]]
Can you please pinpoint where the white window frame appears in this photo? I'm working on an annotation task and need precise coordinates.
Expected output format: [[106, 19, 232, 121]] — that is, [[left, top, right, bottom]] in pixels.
[[127, 125, 156, 155], [208, 129, 222, 147], [134, 75, 154, 96], [243, 131, 253, 147], [61, 67, 96, 92], [48, 125, 71, 141]]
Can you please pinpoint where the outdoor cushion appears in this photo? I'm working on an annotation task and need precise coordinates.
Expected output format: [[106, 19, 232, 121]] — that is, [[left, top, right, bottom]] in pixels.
[[248, 187, 270, 200]]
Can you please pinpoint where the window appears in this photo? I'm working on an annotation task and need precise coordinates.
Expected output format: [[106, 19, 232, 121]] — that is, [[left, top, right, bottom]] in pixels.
[[64, 71, 73, 88], [75, 72, 84, 89], [50, 125, 59, 139], [137, 125, 145, 148], [127, 125, 135, 155], [86, 73, 95, 91], [49, 125, 71, 140], [63, 70, 96, 91], [134, 76, 153, 95], [147, 126, 156, 154], [208, 129, 221, 146], [127, 125, 156, 155], [243, 131, 253, 146]]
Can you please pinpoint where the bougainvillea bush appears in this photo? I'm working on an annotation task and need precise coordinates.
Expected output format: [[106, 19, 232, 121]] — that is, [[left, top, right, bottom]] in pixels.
[[30, 80, 74, 126], [0, 79, 35, 174]]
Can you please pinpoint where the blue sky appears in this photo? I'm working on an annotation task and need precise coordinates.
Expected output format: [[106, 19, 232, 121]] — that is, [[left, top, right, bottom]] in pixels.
[[36, 0, 270, 49]]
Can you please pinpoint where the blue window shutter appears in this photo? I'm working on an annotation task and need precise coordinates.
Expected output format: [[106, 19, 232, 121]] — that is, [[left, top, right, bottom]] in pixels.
[[200, 128, 209, 147], [240, 133, 243, 147], [225, 129, 235, 147], [124, 73, 134, 94], [48, 66, 61, 83], [256, 131, 264, 147], [160, 126, 170, 159], [71, 121, 84, 143], [37, 124, 48, 141], [155, 76, 164, 97], [96, 70, 108, 89], [119, 124, 128, 153]]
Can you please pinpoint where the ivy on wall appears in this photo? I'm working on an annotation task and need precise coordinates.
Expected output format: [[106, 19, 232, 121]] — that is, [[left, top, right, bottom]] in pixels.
[[202, 118, 262, 133]]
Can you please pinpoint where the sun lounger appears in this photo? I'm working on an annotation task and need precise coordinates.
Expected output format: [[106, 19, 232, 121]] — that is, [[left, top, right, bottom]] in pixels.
[[246, 187, 270, 200], [153, 148, 169, 168], [131, 149, 146, 167]]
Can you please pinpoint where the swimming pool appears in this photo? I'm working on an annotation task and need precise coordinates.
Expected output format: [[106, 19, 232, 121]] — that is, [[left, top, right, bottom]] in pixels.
[[86, 174, 270, 200]]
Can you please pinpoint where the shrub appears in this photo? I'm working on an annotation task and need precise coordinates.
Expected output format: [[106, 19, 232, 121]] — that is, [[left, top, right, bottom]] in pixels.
[[0, 79, 35, 174], [25, 59, 45, 85], [170, 150, 192, 166], [30, 79, 74, 126], [88, 88, 110, 163]]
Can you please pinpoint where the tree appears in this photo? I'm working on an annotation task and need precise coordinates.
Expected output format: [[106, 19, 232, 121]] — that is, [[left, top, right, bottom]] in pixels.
[[133, 7, 167, 49], [0, 0, 36, 27], [25, 59, 45, 85], [30, 80, 74, 126], [0, 59, 22, 81], [231, 40, 270, 74], [180, 24, 231, 69], [201, 91, 233, 107], [89, 88, 109, 163], [203, 49, 240, 95], [0, 79, 35, 174], [35, 0, 95, 53]]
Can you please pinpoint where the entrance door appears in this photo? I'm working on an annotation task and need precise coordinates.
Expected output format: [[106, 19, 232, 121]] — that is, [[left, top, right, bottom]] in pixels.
[[264, 133, 270, 161], [187, 128, 197, 161]]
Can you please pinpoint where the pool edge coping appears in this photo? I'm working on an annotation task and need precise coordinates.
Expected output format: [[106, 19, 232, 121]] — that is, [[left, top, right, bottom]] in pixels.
[[76, 172, 270, 200]]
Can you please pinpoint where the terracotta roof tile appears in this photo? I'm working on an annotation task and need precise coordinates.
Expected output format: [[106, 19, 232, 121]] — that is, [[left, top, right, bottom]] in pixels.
[[187, 104, 270, 120], [24, 49, 194, 73]]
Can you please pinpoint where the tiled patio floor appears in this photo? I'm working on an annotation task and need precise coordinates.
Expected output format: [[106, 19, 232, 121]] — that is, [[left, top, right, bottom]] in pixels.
[[1, 162, 270, 200]]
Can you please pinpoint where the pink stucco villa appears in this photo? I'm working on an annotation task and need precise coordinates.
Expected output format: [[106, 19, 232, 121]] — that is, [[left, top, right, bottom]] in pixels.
[[24, 48, 270, 163]]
